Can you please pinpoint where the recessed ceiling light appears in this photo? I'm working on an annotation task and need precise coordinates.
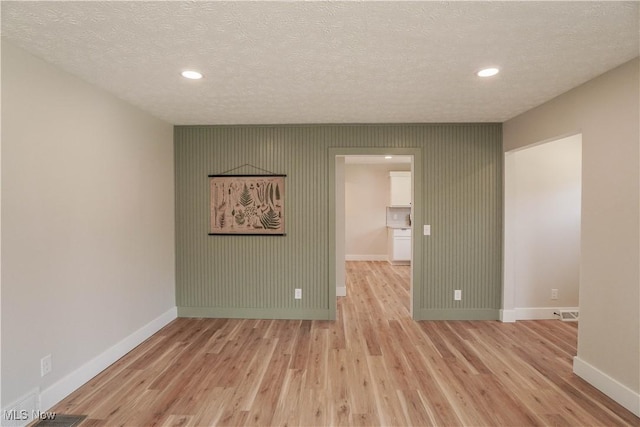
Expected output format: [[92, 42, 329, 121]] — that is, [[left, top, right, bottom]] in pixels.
[[385, 156, 393, 159], [477, 67, 500, 77], [181, 70, 203, 80]]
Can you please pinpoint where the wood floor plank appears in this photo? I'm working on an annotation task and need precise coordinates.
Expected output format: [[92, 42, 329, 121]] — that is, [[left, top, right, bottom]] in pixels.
[[366, 355, 409, 427], [298, 388, 328, 427], [268, 368, 305, 427], [304, 327, 330, 389], [327, 348, 352, 427], [214, 328, 266, 388], [265, 318, 301, 356], [288, 319, 312, 370], [190, 386, 233, 427], [387, 321, 463, 426], [430, 321, 492, 375], [88, 368, 157, 420], [376, 322, 419, 392], [244, 352, 290, 426], [344, 348, 378, 418], [109, 388, 161, 427], [232, 338, 279, 412], [326, 305, 347, 350], [50, 261, 639, 426], [397, 388, 437, 427], [564, 375, 640, 426]]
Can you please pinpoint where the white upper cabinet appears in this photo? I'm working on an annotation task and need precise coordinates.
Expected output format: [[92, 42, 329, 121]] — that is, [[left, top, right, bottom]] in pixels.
[[389, 171, 411, 206]]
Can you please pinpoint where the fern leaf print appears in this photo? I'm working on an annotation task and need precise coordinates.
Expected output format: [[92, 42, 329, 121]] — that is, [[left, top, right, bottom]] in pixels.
[[260, 208, 281, 229], [240, 184, 253, 207]]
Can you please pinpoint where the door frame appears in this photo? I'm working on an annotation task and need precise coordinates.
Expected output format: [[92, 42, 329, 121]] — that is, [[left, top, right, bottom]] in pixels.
[[328, 147, 423, 320]]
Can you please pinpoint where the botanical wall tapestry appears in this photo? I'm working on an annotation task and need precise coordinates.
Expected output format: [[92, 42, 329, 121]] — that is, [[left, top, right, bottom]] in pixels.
[[209, 175, 285, 235]]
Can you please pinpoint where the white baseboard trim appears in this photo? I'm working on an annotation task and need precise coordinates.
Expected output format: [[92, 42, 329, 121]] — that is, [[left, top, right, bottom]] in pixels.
[[515, 306, 578, 320], [573, 356, 640, 417], [336, 286, 346, 297], [1, 388, 39, 427], [39, 306, 177, 411], [499, 309, 516, 323], [345, 254, 388, 261]]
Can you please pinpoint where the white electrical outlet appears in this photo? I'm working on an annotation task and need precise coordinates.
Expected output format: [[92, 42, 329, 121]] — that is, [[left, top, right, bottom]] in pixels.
[[551, 289, 558, 300], [294, 288, 302, 299], [454, 290, 462, 301], [41, 354, 52, 377], [423, 225, 431, 236]]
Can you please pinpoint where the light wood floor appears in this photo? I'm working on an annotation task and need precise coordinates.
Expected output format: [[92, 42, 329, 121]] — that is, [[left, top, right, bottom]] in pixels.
[[53, 261, 639, 426]]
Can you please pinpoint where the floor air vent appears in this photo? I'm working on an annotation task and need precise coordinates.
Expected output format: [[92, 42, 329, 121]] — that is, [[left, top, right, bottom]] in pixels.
[[557, 310, 579, 322], [33, 415, 86, 427]]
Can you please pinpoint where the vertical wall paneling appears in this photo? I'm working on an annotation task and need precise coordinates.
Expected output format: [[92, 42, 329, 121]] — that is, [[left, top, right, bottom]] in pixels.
[[175, 124, 502, 320]]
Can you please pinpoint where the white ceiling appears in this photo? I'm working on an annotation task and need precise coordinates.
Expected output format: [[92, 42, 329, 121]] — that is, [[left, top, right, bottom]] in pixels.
[[2, 1, 638, 125]]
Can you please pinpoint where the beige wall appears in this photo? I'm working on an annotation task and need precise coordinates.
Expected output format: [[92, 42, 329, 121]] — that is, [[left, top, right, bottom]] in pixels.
[[511, 135, 581, 312], [345, 162, 410, 259], [1, 41, 175, 411], [504, 58, 639, 412]]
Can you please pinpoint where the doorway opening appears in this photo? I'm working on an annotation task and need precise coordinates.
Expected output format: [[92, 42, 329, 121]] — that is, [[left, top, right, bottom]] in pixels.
[[502, 134, 582, 322], [329, 147, 422, 321]]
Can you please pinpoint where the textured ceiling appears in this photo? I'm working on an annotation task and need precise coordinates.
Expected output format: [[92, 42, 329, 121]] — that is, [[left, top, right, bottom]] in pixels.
[[2, 1, 638, 125]]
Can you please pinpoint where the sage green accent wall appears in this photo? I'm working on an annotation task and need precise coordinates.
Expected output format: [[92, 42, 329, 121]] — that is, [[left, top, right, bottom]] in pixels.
[[175, 124, 502, 320]]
